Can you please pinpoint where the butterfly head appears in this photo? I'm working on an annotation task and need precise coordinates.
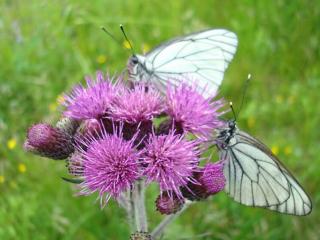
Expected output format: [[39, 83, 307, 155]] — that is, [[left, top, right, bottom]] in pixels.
[[127, 54, 150, 83], [228, 119, 236, 131], [130, 54, 139, 64], [128, 55, 140, 79], [215, 119, 238, 149]]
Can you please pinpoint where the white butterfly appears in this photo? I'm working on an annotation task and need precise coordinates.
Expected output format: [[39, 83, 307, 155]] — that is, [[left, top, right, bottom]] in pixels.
[[127, 29, 238, 98], [216, 120, 312, 215]]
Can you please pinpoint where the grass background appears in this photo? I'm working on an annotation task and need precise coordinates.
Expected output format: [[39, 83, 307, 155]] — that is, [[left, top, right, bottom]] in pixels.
[[0, 0, 319, 239]]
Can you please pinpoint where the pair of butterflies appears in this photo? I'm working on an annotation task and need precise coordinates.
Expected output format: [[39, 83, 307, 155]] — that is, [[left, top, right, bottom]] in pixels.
[[126, 28, 312, 216]]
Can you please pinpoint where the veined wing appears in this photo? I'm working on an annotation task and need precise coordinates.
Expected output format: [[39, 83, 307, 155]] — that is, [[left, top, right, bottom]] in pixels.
[[222, 130, 290, 207], [222, 130, 312, 215], [144, 29, 238, 98], [266, 164, 312, 215]]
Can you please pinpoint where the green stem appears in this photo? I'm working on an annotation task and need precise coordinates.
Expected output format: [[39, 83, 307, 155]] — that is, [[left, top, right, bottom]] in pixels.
[[132, 180, 148, 232]]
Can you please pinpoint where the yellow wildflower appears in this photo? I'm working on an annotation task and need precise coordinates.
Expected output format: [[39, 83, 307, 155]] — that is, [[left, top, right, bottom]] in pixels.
[[49, 102, 58, 112], [7, 138, 17, 150], [271, 145, 279, 155], [247, 117, 256, 129], [18, 163, 27, 173], [96, 55, 107, 64], [123, 40, 131, 49], [284, 145, 293, 156], [141, 43, 151, 54], [56, 94, 65, 105], [288, 95, 296, 104], [10, 181, 17, 189], [275, 95, 283, 104], [0, 175, 5, 184]]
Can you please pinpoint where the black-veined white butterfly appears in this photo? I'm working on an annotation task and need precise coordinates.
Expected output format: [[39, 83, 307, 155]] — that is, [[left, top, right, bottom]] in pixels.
[[126, 28, 238, 98], [216, 115, 312, 215]]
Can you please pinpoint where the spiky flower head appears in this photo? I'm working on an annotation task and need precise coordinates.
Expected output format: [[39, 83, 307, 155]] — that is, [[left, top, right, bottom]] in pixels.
[[142, 131, 200, 198], [77, 126, 142, 205], [63, 72, 120, 120], [24, 123, 74, 160], [155, 191, 184, 215], [165, 83, 225, 140], [110, 84, 164, 124]]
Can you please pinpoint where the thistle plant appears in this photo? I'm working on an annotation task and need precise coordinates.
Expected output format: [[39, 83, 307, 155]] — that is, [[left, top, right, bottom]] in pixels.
[[24, 71, 226, 239]]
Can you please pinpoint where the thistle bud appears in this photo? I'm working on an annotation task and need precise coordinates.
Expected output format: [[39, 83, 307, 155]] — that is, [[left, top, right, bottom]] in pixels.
[[200, 162, 225, 195], [180, 174, 209, 201], [56, 117, 79, 136], [155, 191, 184, 215], [67, 151, 84, 176], [24, 123, 74, 160], [181, 162, 225, 201]]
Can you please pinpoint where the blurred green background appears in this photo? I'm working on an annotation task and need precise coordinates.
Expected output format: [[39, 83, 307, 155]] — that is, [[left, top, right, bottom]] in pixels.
[[0, 0, 319, 239]]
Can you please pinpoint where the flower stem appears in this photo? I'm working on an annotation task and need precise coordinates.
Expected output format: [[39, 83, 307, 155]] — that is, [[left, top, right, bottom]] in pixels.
[[138, 180, 148, 231], [151, 201, 191, 239], [127, 190, 135, 232], [132, 180, 148, 232]]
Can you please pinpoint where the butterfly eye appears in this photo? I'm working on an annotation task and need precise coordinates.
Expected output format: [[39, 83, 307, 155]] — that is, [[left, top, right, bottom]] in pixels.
[[131, 55, 139, 64]]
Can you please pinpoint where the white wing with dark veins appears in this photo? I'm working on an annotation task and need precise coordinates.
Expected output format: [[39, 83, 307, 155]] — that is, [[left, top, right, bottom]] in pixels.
[[140, 29, 238, 98], [221, 130, 312, 215]]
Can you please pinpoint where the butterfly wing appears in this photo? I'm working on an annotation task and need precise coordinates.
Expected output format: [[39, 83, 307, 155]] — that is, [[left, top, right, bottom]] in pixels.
[[266, 166, 312, 215], [221, 130, 312, 215], [142, 29, 238, 98], [236, 131, 312, 215]]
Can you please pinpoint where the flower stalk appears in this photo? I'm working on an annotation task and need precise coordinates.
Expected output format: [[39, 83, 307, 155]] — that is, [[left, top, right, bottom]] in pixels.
[[132, 180, 148, 232]]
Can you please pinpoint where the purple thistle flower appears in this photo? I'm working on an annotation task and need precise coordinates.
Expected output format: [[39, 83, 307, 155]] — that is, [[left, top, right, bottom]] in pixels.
[[24, 123, 74, 160], [64, 72, 121, 120], [142, 131, 200, 198], [77, 126, 142, 204], [155, 191, 184, 215], [165, 83, 225, 140], [110, 84, 164, 124]]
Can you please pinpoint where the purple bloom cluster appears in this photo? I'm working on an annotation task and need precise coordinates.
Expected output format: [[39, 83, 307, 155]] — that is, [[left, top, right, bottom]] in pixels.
[[63, 72, 120, 120], [110, 84, 164, 123], [166, 84, 225, 140], [77, 128, 142, 203], [143, 131, 199, 198], [25, 72, 227, 208]]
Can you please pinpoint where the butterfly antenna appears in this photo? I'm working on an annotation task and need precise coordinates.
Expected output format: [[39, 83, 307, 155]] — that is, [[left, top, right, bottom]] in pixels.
[[120, 24, 135, 54], [229, 101, 237, 121], [237, 73, 252, 118], [100, 26, 122, 47]]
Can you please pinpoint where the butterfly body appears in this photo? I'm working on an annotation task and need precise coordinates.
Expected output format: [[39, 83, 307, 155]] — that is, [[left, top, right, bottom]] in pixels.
[[216, 120, 237, 149], [216, 120, 312, 215]]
